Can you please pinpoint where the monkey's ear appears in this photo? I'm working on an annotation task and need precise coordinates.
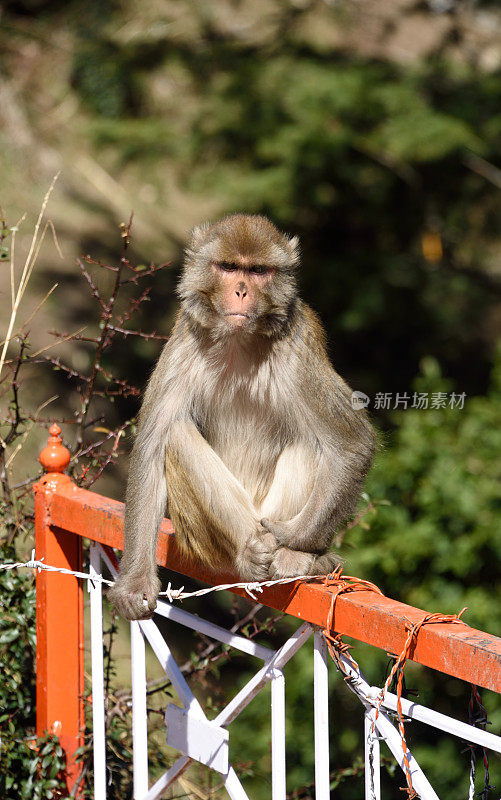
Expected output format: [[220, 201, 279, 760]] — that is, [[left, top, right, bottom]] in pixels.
[[287, 235, 300, 265], [188, 222, 211, 251]]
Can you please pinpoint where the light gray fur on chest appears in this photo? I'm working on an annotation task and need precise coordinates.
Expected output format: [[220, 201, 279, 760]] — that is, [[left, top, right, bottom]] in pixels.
[[193, 342, 294, 501]]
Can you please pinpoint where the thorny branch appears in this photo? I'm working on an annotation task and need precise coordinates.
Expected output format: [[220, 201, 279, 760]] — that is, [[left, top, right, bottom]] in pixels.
[[334, 498, 387, 547], [1, 214, 171, 525], [74, 215, 134, 448], [0, 336, 29, 518], [46, 217, 169, 481]]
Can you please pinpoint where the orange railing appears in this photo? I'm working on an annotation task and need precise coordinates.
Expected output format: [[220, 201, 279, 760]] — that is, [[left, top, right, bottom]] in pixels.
[[33, 426, 501, 792]]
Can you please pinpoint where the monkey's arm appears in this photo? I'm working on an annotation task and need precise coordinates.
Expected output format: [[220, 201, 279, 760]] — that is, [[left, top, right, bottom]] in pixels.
[[108, 416, 262, 620], [262, 328, 375, 553], [106, 436, 167, 620], [109, 413, 276, 620], [108, 334, 183, 620]]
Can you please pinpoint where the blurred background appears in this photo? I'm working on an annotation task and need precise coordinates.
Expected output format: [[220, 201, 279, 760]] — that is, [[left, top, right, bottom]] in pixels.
[[0, 1, 500, 798]]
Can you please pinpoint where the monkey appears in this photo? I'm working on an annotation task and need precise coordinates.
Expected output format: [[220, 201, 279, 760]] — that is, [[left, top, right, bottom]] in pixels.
[[108, 214, 376, 621]]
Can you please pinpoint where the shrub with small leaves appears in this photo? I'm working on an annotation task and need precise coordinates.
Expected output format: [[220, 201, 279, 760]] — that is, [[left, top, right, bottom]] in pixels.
[[0, 544, 67, 799]]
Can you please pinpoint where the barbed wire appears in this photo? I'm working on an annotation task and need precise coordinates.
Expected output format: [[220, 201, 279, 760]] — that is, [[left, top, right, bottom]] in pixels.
[[0, 550, 322, 601]]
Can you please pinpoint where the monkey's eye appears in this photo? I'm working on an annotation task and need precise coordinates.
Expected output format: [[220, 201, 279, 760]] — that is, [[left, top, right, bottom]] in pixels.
[[216, 261, 238, 272], [250, 265, 269, 275]]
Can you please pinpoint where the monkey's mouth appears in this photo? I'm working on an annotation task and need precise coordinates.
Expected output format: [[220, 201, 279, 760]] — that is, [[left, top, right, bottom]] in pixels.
[[225, 313, 250, 319]]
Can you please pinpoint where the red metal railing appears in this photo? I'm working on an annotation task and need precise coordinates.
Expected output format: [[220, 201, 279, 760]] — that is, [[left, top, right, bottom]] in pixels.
[[34, 427, 501, 792]]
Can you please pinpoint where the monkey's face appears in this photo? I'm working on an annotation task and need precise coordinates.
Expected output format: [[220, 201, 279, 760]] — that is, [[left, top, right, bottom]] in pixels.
[[210, 260, 279, 331], [178, 214, 299, 339]]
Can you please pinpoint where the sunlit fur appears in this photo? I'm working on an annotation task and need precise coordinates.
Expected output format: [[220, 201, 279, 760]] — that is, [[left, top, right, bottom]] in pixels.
[[108, 214, 376, 621]]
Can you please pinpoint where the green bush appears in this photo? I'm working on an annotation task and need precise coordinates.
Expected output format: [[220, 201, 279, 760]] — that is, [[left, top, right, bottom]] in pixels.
[[0, 544, 67, 799], [350, 352, 501, 633]]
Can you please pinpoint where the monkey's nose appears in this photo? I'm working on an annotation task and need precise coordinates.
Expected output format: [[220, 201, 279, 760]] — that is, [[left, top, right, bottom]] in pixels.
[[235, 287, 247, 298]]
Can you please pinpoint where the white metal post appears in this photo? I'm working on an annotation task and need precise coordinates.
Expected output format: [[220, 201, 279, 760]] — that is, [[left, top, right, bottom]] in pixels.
[[138, 618, 205, 716], [271, 669, 286, 800], [131, 620, 149, 799], [89, 542, 107, 800], [313, 630, 330, 800], [154, 600, 271, 661], [216, 624, 312, 728], [373, 709, 440, 800], [335, 650, 440, 800], [143, 755, 192, 800], [224, 765, 253, 800], [366, 687, 501, 754], [364, 710, 381, 800]]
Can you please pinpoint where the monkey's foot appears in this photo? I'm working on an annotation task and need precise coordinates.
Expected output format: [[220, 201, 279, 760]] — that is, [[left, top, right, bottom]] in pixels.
[[311, 551, 342, 575], [269, 548, 341, 579], [269, 547, 314, 579], [107, 571, 161, 620], [236, 530, 278, 581]]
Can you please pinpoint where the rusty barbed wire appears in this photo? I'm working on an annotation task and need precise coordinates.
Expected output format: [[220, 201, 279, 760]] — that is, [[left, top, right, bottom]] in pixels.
[[468, 684, 495, 800]]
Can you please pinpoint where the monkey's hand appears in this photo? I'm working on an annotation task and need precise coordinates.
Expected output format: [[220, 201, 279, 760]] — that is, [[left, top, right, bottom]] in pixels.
[[107, 571, 161, 620], [260, 518, 314, 551], [260, 518, 329, 553], [259, 518, 294, 547], [236, 526, 278, 582]]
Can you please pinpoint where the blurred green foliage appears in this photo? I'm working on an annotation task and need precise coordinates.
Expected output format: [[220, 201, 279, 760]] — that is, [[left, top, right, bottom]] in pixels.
[[351, 351, 501, 630], [3, 1, 501, 400], [69, 14, 501, 398]]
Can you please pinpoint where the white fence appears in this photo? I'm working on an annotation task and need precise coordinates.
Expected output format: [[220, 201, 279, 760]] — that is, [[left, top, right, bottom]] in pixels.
[[88, 543, 501, 800]]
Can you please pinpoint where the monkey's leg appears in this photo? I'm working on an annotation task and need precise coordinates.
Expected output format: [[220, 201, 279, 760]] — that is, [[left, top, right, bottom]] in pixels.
[[261, 451, 360, 554], [260, 445, 340, 577], [259, 442, 317, 522], [260, 446, 354, 579], [166, 419, 277, 581], [260, 445, 338, 553]]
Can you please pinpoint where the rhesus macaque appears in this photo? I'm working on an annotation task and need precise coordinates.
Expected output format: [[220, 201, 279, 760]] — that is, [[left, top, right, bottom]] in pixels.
[[108, 214, 375, 620]]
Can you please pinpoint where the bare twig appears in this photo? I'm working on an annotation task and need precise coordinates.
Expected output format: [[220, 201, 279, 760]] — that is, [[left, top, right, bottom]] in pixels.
[[77, 258, 106, 309], [463, 152, 501, 189], [30, 327, 88, 358], [0, 174, 59, 381], [74, 214, 134, 448], [107, 324, 169, 341]]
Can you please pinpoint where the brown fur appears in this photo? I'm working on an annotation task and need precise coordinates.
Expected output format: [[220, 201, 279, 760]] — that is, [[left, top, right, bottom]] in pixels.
[[108, 214, 376, 620]]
